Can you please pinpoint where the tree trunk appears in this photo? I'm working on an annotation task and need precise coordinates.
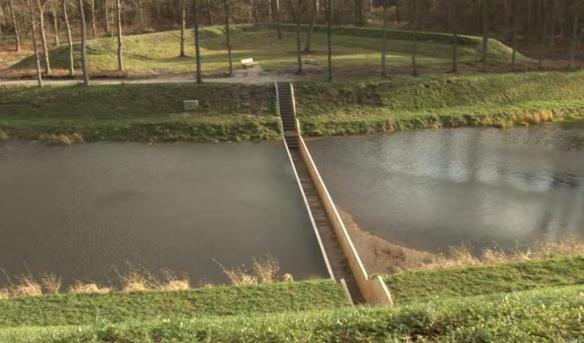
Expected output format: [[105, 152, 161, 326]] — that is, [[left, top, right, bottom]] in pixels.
[[293, 0, 303, 74], [569, 12, 578, 71], [411, 0, 418, 76], [62, 0, 74, 76], [395, 0, 400, 24], [28, 0, 43, 86], [527, 0, 532, 46], [104, 0, 110, 34], [206, 0, 212, 25], [511, 0, 518, 71], [90, 0, 96, 37], [116, 0, 123, 71], [326, 0, 332, 81], [538, 0, 547, 71], [304, 0, 317, 52], [224, 0, 232, 76], [180, 0, 186, 56], [52, 0, 60, 46], [381, 0, 389, 77], [138, 0, 145, 32], [480, 0, 488, 72], [268, 0, 272, 22], [450, 0, 458, 73], [8, 0, 21, 52], [193, 0, 202, 83], [78, 0, 89, 85], [275, 0, 282, 39], [37, 0, 52, 75]]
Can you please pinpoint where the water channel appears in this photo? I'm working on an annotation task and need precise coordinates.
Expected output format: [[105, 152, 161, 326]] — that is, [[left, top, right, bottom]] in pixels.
[[0, 141, 328, 287], [308, 122, 584, 253]]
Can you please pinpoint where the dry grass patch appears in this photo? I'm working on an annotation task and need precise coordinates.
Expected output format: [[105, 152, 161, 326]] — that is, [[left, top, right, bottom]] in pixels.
[[10, 276, 43, 298], [68, 282, 112, 295], [218, 256, 292, 286], [418, 237, 584, 271]]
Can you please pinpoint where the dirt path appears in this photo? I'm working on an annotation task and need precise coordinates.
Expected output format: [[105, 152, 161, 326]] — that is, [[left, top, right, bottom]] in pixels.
[[0, 66, 313, 87]]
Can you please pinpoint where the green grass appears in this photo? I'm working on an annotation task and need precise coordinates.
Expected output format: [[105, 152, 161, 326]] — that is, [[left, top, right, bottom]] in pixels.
[[8, 25, 520, 77], [0, 82, 279, 142], [1, 285, 582, 342], [1, 71, 583, 142], [294, 71, 584, 135], [0, 280, 348, 328], [384, 256, 584, 305]]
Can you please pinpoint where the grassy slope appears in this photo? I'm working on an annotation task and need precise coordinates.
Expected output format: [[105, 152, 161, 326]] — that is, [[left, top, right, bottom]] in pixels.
[[294, 71, 584, 135], [1, 71, 583, 142], [8, 25, 517, 77], [0, 83, 278, 142], [0, 280, 348, 328], [384, 256, 584, 305], [1, 285, 583, 342]]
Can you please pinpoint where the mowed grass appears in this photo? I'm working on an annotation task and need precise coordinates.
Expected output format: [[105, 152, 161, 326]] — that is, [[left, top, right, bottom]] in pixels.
[[7, 25, 520, 78], [1, 285, 582, 342], [0, 280, 349, 328], [0, 82, 279, 142], [384, 256, 584, 305], [1, 71, 583, 142]]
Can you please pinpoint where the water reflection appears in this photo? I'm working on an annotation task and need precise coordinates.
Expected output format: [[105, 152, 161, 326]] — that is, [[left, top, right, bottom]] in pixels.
[[308, 122, 584, 253]]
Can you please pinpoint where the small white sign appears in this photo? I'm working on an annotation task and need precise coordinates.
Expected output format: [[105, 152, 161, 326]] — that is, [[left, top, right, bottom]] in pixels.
[[183, 100, 199, 111]]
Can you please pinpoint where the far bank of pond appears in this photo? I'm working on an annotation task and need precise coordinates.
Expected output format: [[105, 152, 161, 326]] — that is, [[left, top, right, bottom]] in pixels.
[[308, 121, 584, 253], [0, 141, 328, 287]]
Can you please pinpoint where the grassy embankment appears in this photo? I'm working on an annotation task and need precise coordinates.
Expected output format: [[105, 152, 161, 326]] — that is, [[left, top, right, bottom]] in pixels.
[[5, 24, 519, 78], [1, 71, 583, 142], [0, 280, 349, 328], [1, 257, 583, 341], [1, 285, 582, 342], [385, 255, 584, 305]]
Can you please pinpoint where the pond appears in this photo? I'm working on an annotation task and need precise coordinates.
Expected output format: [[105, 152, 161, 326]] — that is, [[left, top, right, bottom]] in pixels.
[[308, 122, 584, 253], [0, 141, 328, 287]]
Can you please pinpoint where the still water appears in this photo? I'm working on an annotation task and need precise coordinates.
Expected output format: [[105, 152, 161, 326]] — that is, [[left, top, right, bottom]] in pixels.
[[308, 122, 584, 253], [0, 141, 327, 286]]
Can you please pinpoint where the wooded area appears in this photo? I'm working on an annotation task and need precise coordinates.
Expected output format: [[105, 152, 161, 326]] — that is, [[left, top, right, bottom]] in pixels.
[[0, 0, 582, 85]]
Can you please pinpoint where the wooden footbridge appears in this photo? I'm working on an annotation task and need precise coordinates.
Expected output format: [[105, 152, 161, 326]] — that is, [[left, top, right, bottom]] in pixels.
[[275, 82, 393, 306]]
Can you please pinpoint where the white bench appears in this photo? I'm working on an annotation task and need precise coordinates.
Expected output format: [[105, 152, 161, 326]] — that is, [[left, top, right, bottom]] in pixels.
[[241, 58, 258, 69]]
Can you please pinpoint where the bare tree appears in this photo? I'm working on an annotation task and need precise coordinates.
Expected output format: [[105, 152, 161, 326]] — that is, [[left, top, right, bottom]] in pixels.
[[538, 0, 548, 71], [326, 0, 331, 80], [381, 0, 389, 77], [8, 0, 21, 51], [179, 0, 186, 57], [104, 0, 110, 34], [136, 0, 144, 32], [28, 0, 43, 86], [569, 11, 578, 71], [303, 0, 317, 52], [480, 0, 488, 72], [51, 0, 59, 46], [62, 0, 74, 76], [449, 0, 459, 73], [411, 0, 418, 76], [115, 0, 123, 70], [205, 0, 212, 25], [90, 0, 96, 37], [78, 0, 89, 85], [193, 0, 202, 83], [275, 0, 282, 39], [37, 0, 51, 74], [290, 0, 304, 74], [224, 0, 232, 76], [511, 0, 518, 71]]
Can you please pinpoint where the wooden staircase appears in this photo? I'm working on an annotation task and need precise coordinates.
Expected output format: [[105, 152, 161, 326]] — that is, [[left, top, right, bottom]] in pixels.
[[276, 82, 365, 304]]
